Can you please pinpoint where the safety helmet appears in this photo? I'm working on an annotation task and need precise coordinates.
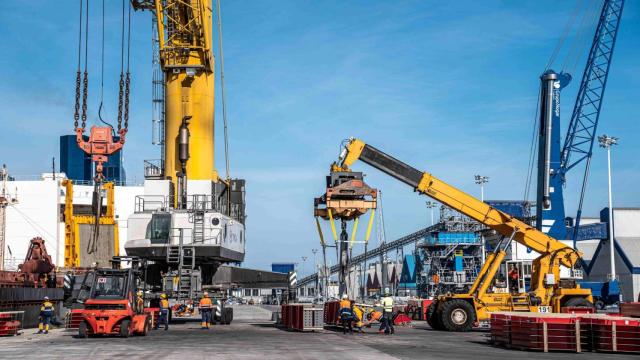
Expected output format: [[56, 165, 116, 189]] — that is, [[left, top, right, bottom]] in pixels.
[[342, 294, 348, 300], [203, 291, 209, 297], [160, 294, 167, 299], [43, 296, 49, 301]]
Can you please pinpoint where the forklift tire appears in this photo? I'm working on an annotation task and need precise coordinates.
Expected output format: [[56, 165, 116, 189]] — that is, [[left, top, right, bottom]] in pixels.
[[563, 297, 594, 309], [220, 309, 227, 325], [141, 317, 150, 336], [78, 322, 88, 339], [223, 308, 233, 325], [440, 299, 475, 332], [120, 319, 131, 338], [426, 301, 444, 331]]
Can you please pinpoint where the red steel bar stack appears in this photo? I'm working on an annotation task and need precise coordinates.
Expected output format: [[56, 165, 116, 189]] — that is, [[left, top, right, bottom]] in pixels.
[[490, 311, 640, 354]]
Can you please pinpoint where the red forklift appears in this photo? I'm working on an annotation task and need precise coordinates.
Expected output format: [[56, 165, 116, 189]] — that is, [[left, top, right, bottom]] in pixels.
[[77, 257, 151, 338]]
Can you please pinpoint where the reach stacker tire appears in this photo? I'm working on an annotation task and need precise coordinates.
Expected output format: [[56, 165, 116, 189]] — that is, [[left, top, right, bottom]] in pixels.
[[440, 299, 475, 332], [426, 301, 444, 331], [563, 297, 594, 309]]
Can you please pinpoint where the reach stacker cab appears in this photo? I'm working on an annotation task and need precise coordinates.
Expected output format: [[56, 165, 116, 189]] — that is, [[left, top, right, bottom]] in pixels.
[[77, 257, 150, 338]]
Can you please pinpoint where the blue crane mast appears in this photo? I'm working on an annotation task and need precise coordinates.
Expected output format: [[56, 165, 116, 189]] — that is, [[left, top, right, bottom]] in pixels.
[[536, 0, 624, 242]]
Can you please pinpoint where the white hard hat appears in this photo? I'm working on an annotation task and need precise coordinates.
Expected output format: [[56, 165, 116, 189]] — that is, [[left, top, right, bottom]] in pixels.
[[43, 296, 49, 300], [342, 294, 348, 300]]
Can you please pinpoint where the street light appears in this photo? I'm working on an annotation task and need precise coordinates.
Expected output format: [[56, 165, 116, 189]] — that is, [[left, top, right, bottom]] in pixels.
[[311, 249, 318, 298], [426, 201, 438, 226], [599, 134, 619, 279], [301, 256, 308, 278], [474, 175, 489, 201]]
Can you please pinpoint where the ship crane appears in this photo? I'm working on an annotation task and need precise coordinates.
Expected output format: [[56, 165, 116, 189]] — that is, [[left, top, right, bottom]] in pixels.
[[126, 1, 246, 293], [535, 0, 624, 242]]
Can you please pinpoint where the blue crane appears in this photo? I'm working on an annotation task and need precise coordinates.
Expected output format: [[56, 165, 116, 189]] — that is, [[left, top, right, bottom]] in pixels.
[[536, 0, 624, 243]]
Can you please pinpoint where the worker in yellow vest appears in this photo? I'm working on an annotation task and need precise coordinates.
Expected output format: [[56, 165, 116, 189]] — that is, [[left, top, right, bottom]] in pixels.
[[155, 293, 170, 331], [199, 292, 213, 329], [37, 296, 54, 334], [378, 289, 395, 335]]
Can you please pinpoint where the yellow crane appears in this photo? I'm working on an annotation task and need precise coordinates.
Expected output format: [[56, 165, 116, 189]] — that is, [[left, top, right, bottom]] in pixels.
[[332, 138, 593, 331], [132, 0, 218, 206]]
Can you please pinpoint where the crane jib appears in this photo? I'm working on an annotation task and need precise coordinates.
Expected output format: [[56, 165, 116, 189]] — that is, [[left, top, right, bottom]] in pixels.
[[359, 145, 423, 188]]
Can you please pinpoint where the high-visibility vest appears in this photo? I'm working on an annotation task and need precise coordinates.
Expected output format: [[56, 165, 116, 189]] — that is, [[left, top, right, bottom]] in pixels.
[[339, 299, 350, 309], [381, 297, 393, 312], [40, 301, 54, 316], [160, 299, 170, 309], [200, 297, 213, 309]]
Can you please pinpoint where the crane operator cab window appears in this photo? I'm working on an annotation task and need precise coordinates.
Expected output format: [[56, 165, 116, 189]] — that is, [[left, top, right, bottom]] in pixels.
[[146, 213, 171, 244]]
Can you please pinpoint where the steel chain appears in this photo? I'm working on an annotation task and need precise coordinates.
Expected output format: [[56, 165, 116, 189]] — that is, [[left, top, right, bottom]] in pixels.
[[81, 71, 88, 130], [117, 73, 124, 131], [73, 71, 81, 128], [124, 72, 130, 131]]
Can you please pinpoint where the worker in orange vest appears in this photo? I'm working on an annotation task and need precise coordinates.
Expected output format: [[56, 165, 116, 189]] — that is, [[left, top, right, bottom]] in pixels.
[[338, 294, 354, 334], [199, 292, 213, 329]]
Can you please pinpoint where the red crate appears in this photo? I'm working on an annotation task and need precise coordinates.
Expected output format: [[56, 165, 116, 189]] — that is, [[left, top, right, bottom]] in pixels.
[[323, 301, 340, 325], [394, 313, 412, 326]]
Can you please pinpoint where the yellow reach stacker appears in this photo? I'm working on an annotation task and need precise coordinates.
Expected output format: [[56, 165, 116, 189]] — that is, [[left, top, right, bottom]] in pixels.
[[329, 138, 593, 332]]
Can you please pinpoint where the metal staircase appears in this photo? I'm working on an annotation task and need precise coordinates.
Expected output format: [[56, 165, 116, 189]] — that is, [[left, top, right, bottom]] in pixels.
[[166, 229, 196, 300], [193, 210, 205, 243]]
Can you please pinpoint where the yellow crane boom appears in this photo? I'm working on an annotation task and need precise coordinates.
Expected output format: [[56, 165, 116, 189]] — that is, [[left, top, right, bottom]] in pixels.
[[335, 138, 580, 268], [133, 0, 218, 188]]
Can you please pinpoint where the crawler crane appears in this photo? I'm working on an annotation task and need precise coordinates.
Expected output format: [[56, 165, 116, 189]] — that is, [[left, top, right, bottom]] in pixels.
[[331, 138, 593, 331]]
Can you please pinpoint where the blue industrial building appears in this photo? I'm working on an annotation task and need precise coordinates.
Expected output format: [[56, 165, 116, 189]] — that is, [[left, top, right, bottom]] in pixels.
[[59, 134, 125, 184]]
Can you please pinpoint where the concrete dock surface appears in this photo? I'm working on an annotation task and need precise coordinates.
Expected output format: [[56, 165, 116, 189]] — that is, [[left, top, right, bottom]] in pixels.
[[0, 306, 635, 359]]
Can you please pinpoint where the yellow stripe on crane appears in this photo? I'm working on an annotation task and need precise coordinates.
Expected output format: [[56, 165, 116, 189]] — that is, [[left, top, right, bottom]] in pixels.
[[350, 217, 360, 249], [364, 209, 375, 244], [315, 217, 326, 247]]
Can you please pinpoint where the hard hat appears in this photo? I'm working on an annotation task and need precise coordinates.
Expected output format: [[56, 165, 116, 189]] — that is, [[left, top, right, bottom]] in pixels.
[[203, 292, 209, 297], [160, 294, 167, 299], [342, 294, 348, 300], [43, 296, 49, 301]]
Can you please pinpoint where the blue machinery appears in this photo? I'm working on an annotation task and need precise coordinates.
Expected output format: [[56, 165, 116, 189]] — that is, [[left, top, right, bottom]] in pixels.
[[536, 0, 624, 242]]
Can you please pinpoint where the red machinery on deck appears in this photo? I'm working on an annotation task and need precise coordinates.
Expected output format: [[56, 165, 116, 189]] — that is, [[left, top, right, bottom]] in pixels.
[[0, 237, 57, 288]]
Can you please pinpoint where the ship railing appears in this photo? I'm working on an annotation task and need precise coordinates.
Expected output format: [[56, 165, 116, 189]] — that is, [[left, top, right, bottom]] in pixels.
[[167, 227, 223, 246], [135, 195, 167, 213], [144, 160, 164, 179]]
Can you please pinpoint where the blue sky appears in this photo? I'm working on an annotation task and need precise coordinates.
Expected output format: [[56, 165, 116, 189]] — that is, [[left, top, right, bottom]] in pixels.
[[0, 1, 638, 274]]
